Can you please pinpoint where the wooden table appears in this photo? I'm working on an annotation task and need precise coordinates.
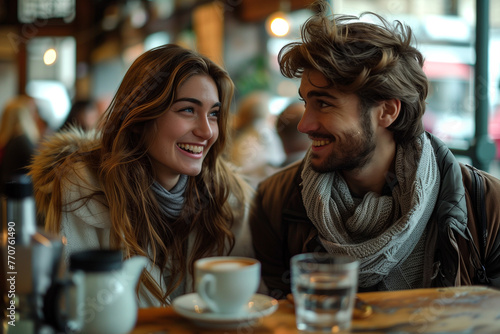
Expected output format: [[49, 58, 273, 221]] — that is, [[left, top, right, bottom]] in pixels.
[[131, 286, 500, 333]]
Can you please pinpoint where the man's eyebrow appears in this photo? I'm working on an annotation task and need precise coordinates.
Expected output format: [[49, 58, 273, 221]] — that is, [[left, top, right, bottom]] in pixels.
[[298, 89, 337, 99], [173, 97, 221, 108], [307, 90, 337, 99]]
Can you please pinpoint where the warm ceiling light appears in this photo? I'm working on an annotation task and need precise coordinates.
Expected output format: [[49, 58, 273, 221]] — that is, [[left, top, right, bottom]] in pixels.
[[271, 17, 289, 36], [43, 48, 57, 65], [266, 0, 291, 37], [267, 11, 290, 37]]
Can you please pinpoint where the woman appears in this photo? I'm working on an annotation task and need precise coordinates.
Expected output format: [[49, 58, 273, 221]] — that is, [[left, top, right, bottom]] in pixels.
[[29, 44, 254, 307], [0, 95, 46, 195]]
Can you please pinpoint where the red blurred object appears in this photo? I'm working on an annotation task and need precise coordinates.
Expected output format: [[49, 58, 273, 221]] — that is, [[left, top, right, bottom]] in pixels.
[[488, 105, 500, 159]]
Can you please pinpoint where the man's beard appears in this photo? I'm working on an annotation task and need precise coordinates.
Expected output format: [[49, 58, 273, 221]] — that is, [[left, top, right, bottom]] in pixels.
[[310, 117, 376, 173]]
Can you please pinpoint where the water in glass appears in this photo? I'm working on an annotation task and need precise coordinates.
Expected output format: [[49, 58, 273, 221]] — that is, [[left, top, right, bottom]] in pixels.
[[294, 272, 356, 333]]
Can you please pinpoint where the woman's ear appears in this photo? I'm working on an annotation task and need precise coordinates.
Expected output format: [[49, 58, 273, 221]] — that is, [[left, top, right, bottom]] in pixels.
[[378, 99, 401, 128]]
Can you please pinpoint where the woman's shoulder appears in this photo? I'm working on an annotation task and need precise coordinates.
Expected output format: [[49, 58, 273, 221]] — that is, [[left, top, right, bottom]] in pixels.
[[257, 159, 303, 194], [29, 128, 103, 223], [30, 128, 99, 187]]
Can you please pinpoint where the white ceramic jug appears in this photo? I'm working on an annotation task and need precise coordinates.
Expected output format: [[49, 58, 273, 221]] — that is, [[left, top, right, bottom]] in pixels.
[[45, 250, 147, 334]]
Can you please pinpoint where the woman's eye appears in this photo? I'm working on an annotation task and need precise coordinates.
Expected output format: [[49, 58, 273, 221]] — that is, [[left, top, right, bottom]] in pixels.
[[209, 109, 220, 118], [180, 107, 194, 113]]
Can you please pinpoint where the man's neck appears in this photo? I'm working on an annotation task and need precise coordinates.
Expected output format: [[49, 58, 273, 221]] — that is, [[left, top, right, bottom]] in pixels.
[[341, 141, 396, 197]]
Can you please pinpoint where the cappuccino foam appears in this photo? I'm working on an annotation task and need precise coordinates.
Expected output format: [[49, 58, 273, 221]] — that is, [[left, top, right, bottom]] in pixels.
[[201, 259, 255, 271]]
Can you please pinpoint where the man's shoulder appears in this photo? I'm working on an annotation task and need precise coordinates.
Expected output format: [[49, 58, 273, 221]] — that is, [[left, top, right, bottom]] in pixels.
[[257, 159, 302, 193], [459, 163, 500, 190]]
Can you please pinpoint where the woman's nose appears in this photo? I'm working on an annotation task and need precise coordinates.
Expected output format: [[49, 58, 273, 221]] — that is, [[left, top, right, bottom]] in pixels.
[[193, 116, 214, 139]]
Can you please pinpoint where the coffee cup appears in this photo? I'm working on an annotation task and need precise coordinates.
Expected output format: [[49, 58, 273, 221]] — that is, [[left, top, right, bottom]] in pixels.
[[194, 256, 261, 314]]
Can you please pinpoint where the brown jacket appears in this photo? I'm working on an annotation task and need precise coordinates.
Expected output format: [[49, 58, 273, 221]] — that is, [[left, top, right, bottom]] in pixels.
[[250, 133, 500, 298]]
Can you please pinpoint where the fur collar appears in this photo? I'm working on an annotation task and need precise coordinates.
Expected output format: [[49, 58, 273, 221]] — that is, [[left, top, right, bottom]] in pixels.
[[29, 127, 100, 223]]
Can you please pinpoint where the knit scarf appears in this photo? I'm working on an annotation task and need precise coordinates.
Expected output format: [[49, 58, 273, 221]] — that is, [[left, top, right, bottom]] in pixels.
[[151, 174, 188, 219], [301, 133, 439, 288]]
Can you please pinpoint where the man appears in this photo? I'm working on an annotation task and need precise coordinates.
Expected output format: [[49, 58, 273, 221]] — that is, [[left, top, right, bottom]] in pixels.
[[250, 1, 500, 299]]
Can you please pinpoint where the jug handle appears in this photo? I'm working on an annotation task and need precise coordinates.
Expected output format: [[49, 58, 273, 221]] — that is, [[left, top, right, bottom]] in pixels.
[[43, 271, 84, 332]]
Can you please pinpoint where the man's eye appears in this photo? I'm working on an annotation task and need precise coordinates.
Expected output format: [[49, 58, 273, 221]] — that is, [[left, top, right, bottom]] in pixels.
[[318, 100, 330, 108]]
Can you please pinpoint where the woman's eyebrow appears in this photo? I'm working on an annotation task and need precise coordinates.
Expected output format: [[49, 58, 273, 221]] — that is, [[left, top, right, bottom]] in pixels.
[[173, 98, 221, 108], [173, 97, 202, 105]]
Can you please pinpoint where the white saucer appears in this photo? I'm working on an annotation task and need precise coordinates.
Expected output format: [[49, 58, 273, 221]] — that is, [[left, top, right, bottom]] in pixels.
[[172, 293, 279, 329]]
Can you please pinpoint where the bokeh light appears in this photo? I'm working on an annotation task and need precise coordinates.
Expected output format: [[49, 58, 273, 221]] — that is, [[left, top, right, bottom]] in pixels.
[[43, 48, 57, 65], [270, 17, 290, 37]]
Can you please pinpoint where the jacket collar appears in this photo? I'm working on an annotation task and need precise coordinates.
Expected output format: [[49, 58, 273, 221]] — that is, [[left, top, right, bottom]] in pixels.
[[426, 132, 469, 238], [282, 159, 308, 222]]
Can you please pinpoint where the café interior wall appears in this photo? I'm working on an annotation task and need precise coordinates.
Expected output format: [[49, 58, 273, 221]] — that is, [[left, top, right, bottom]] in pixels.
[[0, 62, 17, 118], [0, 25, 19, 118], [1, 0, 500, 123]]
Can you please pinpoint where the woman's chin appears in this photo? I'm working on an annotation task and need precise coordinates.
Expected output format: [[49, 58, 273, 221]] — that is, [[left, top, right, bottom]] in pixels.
[[181, 166, 203, 177]]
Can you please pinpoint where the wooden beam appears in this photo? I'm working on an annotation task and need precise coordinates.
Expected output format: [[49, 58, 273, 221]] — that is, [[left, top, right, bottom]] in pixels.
[[193, 2, 224, 66], [237, 0, 313, 22]]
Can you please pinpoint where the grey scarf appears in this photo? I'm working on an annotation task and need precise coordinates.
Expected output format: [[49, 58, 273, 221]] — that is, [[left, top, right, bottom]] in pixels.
[[151, 175, 188, 219], [301, 133, 440, 288]]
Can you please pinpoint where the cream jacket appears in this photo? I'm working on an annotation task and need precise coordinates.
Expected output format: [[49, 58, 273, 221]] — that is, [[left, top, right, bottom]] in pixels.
[[30, 129, 254, 307]]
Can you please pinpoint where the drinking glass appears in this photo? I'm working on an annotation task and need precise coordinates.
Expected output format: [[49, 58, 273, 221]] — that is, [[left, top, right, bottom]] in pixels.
[[291, 253, 359, 333]]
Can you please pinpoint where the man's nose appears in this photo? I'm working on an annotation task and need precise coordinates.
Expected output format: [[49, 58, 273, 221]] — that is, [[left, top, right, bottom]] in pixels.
[[297, 108, 316, 134]]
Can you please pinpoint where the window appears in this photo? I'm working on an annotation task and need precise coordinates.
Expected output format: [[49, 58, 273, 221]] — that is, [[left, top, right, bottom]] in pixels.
[[18, 0, 75, 23]]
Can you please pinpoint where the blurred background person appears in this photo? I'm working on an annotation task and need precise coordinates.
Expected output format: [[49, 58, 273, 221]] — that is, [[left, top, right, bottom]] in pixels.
[[229, 91, 285, 187], [59, 99, 100, 132], [276, 101, 310, 167], [0, 95, 47, 194]]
